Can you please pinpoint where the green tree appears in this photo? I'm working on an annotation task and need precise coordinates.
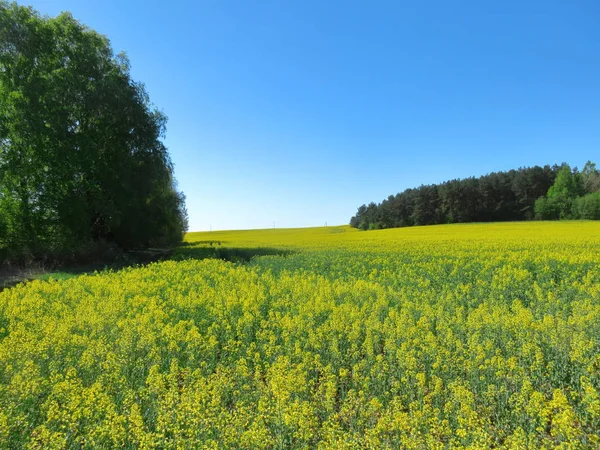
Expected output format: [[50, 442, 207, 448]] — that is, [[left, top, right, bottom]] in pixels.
[[547, 164, 583, 199], [581, 161, 600, 194], [573, 192, 600, 220], [533, 196, 560, 220], [535, 164, 582, 219], [0, 2, 187, 259]]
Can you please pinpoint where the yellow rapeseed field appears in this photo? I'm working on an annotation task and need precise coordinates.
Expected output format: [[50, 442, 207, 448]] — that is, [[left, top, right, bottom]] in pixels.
[[1, 221, 600, 448]]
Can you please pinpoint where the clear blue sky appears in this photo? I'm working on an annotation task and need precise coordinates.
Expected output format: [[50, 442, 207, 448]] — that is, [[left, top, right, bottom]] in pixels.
[[24, 0, 600, 231]]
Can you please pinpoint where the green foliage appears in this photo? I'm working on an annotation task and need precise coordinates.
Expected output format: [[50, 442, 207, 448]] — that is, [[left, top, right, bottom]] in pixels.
[[546, 164, 583, 200], [581, 161, 600, 194], [0, 1, 187, 259], [351, 165, 558, 229], [573, 192, 600, 220], [534, 164, 597, 221], [534, 193, 573, 220], [351, 162, 600, 229], [533, 196, 560, 220]]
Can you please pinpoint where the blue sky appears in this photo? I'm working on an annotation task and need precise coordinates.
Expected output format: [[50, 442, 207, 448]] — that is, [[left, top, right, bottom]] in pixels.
[[25, 0, 600, 231]]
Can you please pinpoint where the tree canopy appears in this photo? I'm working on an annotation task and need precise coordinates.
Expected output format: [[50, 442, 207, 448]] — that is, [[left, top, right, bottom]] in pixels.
[[535, 162, 600, 220], [351, 162, 600, 230], [0, 1, 187, 260], [350, 165, 559, 230]]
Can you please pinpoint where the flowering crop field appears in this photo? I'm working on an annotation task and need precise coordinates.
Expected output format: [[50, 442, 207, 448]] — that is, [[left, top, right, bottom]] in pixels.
[[1, 222, 600, 449]]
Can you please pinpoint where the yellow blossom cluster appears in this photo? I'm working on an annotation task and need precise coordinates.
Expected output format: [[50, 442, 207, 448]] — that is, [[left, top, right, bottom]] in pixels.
[[1, 221, 599, 448]]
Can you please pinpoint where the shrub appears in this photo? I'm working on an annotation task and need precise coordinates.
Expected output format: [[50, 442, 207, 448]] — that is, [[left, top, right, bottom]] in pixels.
[[573, 192, 600, 220]]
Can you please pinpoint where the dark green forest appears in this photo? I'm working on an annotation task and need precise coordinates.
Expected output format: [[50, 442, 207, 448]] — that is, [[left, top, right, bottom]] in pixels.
[[0, 2, 187, 263], [350, 162, 600, 230]]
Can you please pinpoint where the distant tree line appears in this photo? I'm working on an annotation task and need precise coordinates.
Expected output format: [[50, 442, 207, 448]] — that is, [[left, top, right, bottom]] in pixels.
[[0, 2, 188, 262], [350, 162, 600, 230]]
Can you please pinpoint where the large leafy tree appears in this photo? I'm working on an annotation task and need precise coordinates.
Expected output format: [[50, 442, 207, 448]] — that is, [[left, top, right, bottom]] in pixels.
[[0, 2, 187, 257], [534, 164, 583, 220]]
